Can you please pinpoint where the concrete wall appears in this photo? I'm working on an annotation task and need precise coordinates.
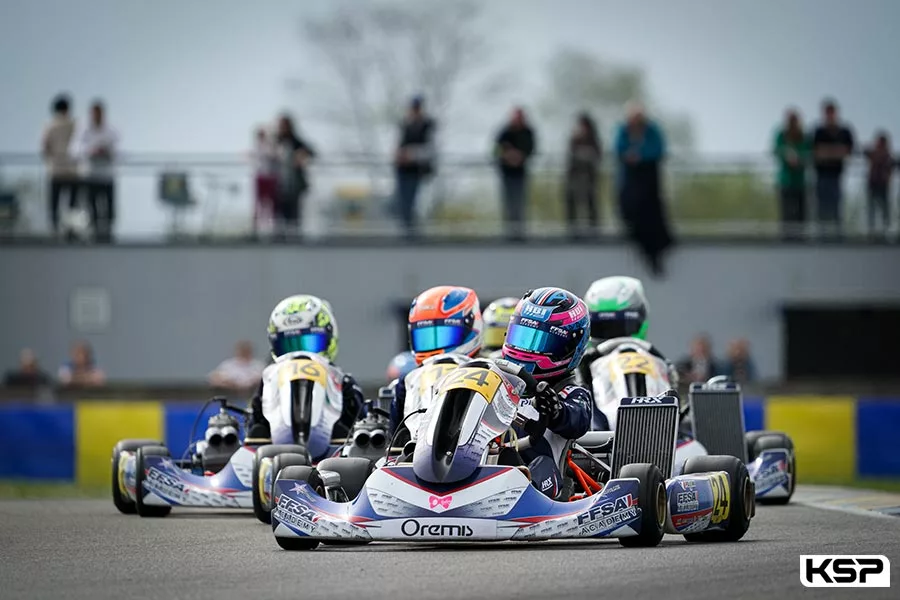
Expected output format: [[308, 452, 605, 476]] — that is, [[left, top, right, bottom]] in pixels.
[[2, 243, 899, 383]]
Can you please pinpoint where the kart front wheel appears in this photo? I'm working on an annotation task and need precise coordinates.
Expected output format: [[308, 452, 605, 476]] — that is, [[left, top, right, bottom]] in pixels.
[[617, 463, 666, 548], [750, 433, 795, 505], [134, 446, 172, 518], [111, 439, 161, 515], [682, 455, 752, 543], [252, 444, 309, 524]]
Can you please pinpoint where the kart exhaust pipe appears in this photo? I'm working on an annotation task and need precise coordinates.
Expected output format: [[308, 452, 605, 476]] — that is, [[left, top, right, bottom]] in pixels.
[[354, 430, 371, 448], [221, 426, 239, 446], [206, 427, 223, 446]]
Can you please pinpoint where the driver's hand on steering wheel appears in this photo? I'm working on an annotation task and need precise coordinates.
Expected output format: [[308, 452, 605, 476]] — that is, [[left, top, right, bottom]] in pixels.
[[533, 381, 563, 422]]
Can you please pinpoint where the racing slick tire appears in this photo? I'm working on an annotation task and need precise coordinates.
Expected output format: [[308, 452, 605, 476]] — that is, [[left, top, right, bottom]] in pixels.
[[750, 433, 795, 505], [315, 457, 375, 501], [617, 463, 666, 548], [273, 466, 321, 550], [112, 439, 162, 515], [682, 455, 752, 543], [134, 446, 173, 518], [252, 444, 309, 524]]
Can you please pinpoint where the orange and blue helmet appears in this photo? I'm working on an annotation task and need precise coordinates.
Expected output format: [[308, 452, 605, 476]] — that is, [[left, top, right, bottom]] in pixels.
[[408, 286, 483, 364], [502, 287, 590, 380]]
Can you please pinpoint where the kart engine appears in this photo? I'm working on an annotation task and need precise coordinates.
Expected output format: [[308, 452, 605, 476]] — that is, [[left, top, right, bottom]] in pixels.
[[197, 410, 241, 473]]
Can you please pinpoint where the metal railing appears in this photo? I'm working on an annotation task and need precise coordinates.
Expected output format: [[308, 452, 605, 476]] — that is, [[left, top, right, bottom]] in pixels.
[[0, 152, 896, 242]]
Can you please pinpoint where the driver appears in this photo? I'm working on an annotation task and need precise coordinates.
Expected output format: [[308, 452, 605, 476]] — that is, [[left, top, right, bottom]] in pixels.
[[389, 285, 484, 441], [479, 297, 519, 359], [245, 294, 364, 441], [500, 287, 592, 499], [578, 276, 678, 427]]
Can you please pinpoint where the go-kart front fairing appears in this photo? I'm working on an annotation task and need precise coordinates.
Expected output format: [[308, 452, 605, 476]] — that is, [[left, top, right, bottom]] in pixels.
[[123, 446, 256, 509], [747, 448, 791, 500], [272, 465, 646, 543]]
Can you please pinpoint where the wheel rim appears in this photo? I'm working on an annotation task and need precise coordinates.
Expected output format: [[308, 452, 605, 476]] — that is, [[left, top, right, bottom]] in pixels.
[[742, 476, 753, 520], [655, 482, 666, 529]]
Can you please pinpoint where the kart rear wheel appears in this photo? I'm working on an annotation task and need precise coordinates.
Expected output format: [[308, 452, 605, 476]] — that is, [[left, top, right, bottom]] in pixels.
[[751, 433, 795, 505], [111, 439, 161, 515], [252, 444, 309, 524], [273, 465, 321, 550], [682, 455, 752, 543], [315, 457, 375, 501], [134, 446, 173, 518], [617, 463, 666, 548]]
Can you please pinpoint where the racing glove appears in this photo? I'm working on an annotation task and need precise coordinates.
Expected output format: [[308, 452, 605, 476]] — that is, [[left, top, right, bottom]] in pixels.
[[533, 381, 563, 423]]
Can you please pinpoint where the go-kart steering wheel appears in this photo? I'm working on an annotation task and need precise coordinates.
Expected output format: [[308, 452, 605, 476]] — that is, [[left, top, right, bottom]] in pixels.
[[492, 359, 540, 398]]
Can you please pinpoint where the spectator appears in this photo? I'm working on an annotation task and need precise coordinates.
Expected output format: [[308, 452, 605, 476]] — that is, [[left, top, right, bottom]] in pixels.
[[4, 349, 51, 388], [864, 131, 894, 239], [772, 108, 811, 240], [494, 107, 536, 241], [394, 95, 436, 239], [58, 341, 106, 387], [274, 114, 316, 238], [79, 100, 119, 242], [812, 99, 854, 238], [677, 334, 721, 384], [565, 112, 602, 239], [722, 338, 757, 384], [208, 341, 266, 391], [615, 101, 673, 277], [42, 93, 77, 236], [251, 126, 279, 237]]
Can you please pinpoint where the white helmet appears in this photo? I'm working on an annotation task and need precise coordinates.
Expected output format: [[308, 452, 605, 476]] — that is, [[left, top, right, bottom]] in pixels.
[[267, 295, 339, 361]]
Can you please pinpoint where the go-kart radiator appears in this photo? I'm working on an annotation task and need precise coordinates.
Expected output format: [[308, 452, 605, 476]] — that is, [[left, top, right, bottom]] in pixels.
[[611, 396, 679, 479], [688, 381, 747, 463]]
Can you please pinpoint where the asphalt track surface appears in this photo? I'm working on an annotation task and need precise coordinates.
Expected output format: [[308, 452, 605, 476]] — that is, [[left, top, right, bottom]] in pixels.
[[2, 493, 899, 600]]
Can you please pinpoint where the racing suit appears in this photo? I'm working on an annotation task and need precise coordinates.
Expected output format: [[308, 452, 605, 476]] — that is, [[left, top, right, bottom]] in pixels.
[[245, 361, 363, 441], [513, 374, 592, 500], [577, 341, 678, 430]]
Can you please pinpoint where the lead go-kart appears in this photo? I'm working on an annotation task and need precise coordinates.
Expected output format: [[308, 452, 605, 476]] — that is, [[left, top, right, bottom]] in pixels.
[[269, 358, 756, 550], [586, 337, 796, 504], [111, 352, 358, 518]]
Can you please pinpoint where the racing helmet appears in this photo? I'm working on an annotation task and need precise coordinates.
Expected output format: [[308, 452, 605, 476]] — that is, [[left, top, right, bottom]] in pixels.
[[482, 297, 519, 352], [267, 294, 339, 361], [386, 351, 417, 381], [502, 287, 590, 380], [584, 276, 649, 342], [408, 286, 483, 365]]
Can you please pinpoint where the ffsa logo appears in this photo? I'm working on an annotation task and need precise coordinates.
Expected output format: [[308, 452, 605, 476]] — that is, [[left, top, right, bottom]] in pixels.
[[800, 555, 891, 588]]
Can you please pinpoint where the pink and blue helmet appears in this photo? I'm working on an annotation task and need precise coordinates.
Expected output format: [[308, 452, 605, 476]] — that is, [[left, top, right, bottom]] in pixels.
[[501, 287, 590, 380]]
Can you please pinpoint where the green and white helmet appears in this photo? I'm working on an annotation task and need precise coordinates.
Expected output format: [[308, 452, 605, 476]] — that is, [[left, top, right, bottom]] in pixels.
[[584, 276, 649, 342], [267, 295, 339, 361]]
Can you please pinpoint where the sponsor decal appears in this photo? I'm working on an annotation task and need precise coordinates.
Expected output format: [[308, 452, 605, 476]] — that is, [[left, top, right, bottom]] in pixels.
[[566, 303, 586, 321], [679, 479, 696, 491], [146, 467, 189, 501], [401, 519, 473, 538], [672, 510, 711, 533], [540, 477, 554, 492], [628, 397, 662, 404], [274, 493, 320, 533], [676, 490, 699, 512], [755, 458, 789, 491], [800, 556, 890, 588], [549, 325, 568, 337], [709, 472, 731, 525], [428, 495, 453, 510], [522, 304, 551, 320], [577, 494, 639, 534]]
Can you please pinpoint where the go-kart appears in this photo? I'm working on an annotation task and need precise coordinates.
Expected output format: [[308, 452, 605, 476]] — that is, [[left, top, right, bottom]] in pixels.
[[269, 358, 756, 550], [584, 337, 795, 504], [111, 397, 279, 517]]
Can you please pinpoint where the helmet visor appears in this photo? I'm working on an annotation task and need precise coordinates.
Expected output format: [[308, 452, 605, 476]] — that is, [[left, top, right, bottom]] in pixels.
[[589, 312, 644, 340], [273, 329, 331, 355], [505, 317, 572, 356], [410, 323, 469, 353]]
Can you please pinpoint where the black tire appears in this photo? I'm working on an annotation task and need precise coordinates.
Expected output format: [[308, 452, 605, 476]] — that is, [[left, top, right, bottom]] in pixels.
[[682, 455, 752, 543], [252, 444, 309, 524], [315, 457, 375, 501], [134, 446, 173, 518], [744, 430, 771, 460], [111, 439, 161, 515], [751, 433, 796, 505], [617, 463, 666, 548], [273, 465, 321, 550]]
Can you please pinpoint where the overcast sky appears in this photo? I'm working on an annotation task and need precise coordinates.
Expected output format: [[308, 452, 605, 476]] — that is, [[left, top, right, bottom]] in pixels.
[[1, 0, 898, 157]]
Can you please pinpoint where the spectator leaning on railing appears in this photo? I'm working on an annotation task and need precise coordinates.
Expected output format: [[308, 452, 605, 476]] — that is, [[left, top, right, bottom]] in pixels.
[[251, 126, 279, 236], [274, 114, 316, 238], [812, 98, 854, 238], [565, 112, 602, 239], [863, 131, 895, 239], [58, 341, 106, 388], [4, 348, 51, 388], [494, 106, 537, 242], [394, 95, 436, 240], [772, 108, 811, 240], [79, 100, 119, 242], [41, 93, 77, 236]]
